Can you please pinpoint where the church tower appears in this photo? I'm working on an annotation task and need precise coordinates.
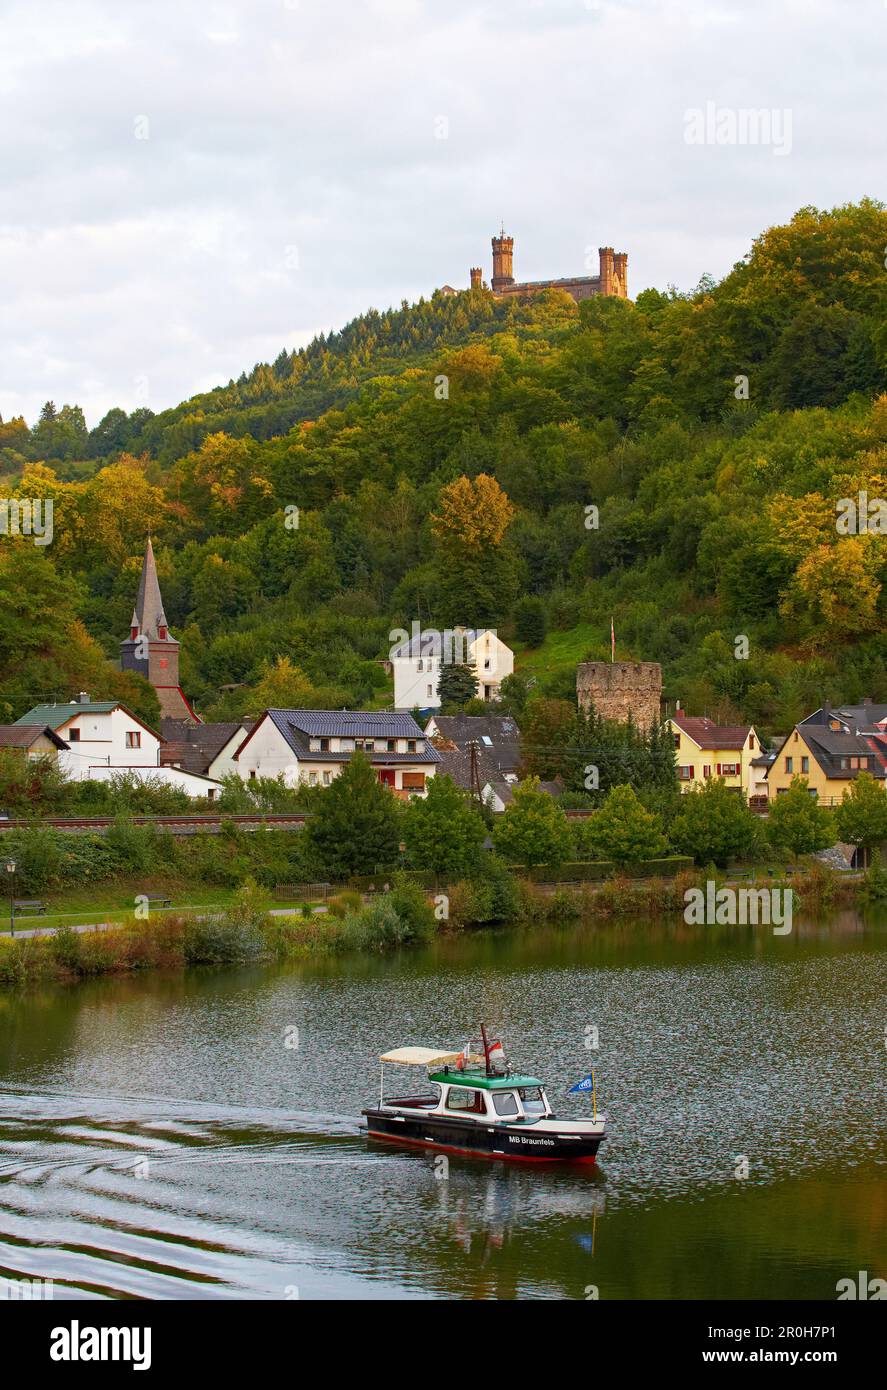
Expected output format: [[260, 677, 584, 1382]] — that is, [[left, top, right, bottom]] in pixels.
[[491, 227, 515, 292], [120, 538, 199, 723]]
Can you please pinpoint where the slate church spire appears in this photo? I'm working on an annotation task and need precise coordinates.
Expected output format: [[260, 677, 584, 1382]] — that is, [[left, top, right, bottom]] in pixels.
[[121, 538, 199, 723]]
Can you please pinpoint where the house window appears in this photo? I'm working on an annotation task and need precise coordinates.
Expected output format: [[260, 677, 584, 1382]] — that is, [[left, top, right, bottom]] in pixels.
[[673, 733, 681, 749], [322, 771, 331, 785], [721, 763, 738, 776], [207, 789, 216, 801], [785, 757, 793, 773], [249, 770, 257, 780], [703, 765, 711, 779], [417, 659, 423, 671], [319, 738, 329, 752], [68, 728, 81, 742], [427, 685, 433, 698], [386, 740, 396, 751], [678, 766, 694, 780], [407, 740, 416, 752], [126, 731, 141, 749], [309, 772, 318, 785], [801, 756, 809, 773], [749, 735, 756, 749]]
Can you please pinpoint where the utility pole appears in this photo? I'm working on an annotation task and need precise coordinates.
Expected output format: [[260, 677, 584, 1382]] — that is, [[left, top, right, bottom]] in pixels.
[[466, 739, 484, 808]]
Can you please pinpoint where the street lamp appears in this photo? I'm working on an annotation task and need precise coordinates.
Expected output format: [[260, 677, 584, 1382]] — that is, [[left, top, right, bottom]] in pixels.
[[5, 859, 17, 938]]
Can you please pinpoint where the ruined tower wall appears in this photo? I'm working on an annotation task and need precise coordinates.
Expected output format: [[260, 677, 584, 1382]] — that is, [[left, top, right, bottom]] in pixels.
[[576, 662, 663, 731]]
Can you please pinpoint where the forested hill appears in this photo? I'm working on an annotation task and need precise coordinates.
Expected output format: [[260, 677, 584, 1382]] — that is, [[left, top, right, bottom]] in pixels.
[[1, 198, 887, 736]]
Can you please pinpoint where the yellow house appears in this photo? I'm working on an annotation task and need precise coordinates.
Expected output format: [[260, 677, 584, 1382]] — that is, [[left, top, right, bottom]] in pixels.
[[668, 714, 762, 801], [0, 724, 69, 763], [765, 725, 886, 806]]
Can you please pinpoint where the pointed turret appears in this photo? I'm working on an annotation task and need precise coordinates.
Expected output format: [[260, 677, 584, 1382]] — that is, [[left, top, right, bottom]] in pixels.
[[121, 539, 199, 724], [130, 537, 170, 641]]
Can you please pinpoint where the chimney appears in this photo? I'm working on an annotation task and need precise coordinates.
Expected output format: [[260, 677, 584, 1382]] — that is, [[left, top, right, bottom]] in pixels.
[[863, 696, 873, 708], [78, 692, 90, 704]]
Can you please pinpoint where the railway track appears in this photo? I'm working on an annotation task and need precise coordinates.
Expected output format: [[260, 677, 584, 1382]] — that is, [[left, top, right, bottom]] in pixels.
[[0, 807, 594, 836]]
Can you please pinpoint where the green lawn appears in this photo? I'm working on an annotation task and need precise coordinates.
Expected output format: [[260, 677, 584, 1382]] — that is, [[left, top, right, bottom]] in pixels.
[[2, 880, 311, 935], [511, 623, 603, 683]]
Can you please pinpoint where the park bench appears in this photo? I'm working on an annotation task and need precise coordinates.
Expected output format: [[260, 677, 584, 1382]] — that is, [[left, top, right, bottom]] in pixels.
[[13, 899, 47, 915], [142, 893, 173, 908]]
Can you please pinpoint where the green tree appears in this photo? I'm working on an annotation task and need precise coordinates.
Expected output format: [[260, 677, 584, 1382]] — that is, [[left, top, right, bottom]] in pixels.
[[304, 753, 402, 878], [492, 777, 573, 869], [402, 774, 486, 876], [835, 772, 887, 861], [669, 778, 760, 867], [513, 595, 547, 647], [437, 661, 478, 710], [585, 783, 667, 866], [767, 776, 836, 857]]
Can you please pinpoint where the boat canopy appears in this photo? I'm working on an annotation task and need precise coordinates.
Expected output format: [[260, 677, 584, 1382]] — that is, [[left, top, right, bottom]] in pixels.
[[379, 1047, 464, 1067]]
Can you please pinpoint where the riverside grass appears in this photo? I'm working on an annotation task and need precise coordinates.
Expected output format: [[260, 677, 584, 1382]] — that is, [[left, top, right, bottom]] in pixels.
[[0, 861, 859, 988]]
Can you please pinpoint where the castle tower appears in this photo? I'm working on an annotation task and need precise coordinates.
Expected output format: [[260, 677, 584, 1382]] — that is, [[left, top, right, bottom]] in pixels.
[[613, 251, 628, 297], [577, 661, 662, 732], [469, 266, 483, 290], [598, 247, 615, 296], [120, 538, 199, 723], [491, 228, 515, 292]]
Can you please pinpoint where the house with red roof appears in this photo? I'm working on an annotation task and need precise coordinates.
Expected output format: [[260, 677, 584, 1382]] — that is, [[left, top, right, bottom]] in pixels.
[[667, 711, 764, 802]]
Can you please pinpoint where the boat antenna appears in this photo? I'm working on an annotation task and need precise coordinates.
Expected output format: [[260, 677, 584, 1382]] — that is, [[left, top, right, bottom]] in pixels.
[[479, 1022, 492, 1077]]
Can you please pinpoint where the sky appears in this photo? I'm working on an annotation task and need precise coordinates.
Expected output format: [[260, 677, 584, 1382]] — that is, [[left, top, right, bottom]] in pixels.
[[0, 0, 882, 427]]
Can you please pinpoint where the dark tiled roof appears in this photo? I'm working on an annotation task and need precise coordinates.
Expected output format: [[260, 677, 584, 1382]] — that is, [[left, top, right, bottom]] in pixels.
[[0, 724, 69, 750], [390, 629, 483, 659], [427, 715, 521, 773], [159, 720, 251, 774], [256, 709, 440, 765], [672, 713, 752, 750]]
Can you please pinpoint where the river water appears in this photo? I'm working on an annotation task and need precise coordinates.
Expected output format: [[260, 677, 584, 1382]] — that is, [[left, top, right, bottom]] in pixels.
[[0, 911, 884, 1300]]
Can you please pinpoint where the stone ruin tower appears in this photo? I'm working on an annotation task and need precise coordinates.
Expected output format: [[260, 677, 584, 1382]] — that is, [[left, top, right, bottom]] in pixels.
[[576, 662, 663, 732]]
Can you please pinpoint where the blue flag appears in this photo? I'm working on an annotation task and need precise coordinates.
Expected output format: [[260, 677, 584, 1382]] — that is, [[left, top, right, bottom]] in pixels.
[[569, 1072, 595, 1094]]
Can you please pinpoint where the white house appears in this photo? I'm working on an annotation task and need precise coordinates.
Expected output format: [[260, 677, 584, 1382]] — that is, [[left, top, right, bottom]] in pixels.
[[234, 709, 439, 798], [14, 696, 222, 798], [390, 627, 514, 710]]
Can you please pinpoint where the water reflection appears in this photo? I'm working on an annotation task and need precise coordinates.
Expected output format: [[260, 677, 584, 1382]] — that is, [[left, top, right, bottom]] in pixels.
[[0, 911, 885, 1299]]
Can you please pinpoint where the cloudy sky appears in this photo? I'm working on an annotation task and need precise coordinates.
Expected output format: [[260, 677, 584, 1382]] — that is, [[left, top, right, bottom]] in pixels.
[[0, 0, 881, 426]]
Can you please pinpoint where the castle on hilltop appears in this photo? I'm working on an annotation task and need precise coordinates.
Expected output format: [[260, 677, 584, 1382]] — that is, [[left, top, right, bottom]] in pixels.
[[463, 228, 628, 304]]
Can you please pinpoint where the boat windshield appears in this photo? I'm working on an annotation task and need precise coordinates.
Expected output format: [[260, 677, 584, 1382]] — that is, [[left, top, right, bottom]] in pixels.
[[492, 1090, 519, 1118], [518, 1086, 546, 1115]]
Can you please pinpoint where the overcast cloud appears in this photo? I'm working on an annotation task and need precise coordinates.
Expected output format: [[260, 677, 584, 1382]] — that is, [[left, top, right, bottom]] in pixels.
[[0, 0, 882, 426]]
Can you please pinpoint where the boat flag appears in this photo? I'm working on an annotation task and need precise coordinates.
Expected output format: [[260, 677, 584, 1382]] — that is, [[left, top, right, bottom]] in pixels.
[[569, 1072, 596, 1094], [487, 1040, 506, 1073]]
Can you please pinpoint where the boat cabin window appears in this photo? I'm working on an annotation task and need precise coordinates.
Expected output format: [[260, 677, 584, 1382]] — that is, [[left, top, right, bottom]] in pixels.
[[445, 1087, 486, 1114], [492, 1091, 520, 1118], [518, 1087, 546, 1115]]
